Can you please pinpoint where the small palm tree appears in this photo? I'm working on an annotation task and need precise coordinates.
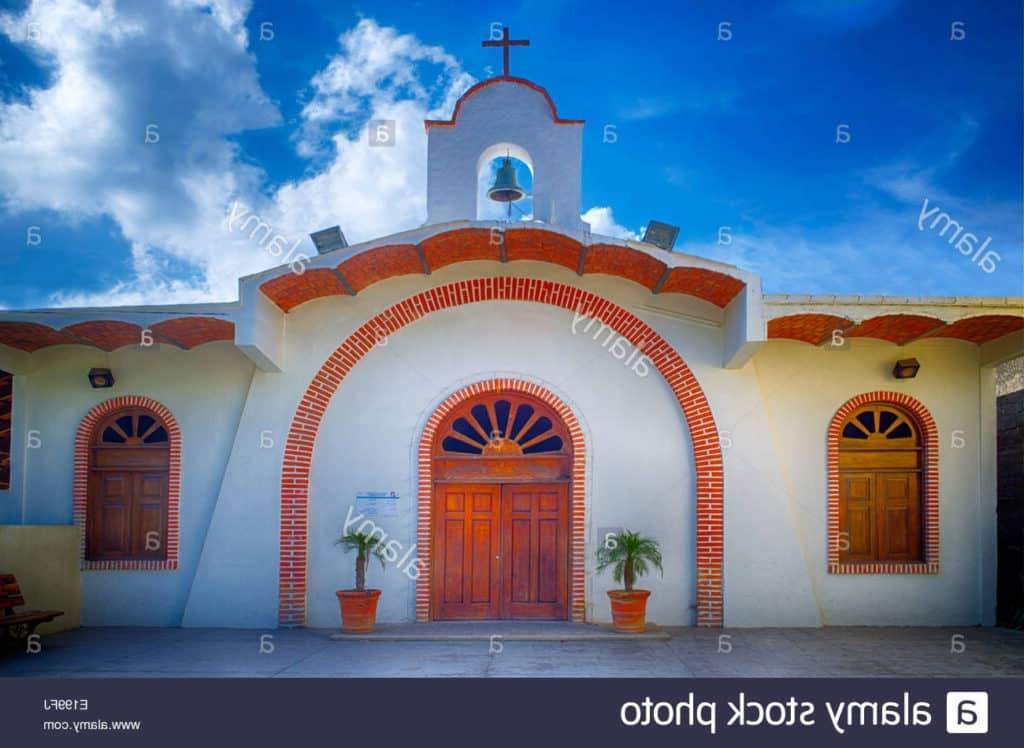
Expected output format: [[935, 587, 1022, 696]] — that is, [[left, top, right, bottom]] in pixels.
[[336, 531, 387, 591], [595, 530, 663, 591]]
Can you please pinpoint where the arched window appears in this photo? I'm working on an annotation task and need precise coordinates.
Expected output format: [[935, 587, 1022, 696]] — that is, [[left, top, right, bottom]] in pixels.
[[837, 403, 923, 563], [87, 407, 170, 562]]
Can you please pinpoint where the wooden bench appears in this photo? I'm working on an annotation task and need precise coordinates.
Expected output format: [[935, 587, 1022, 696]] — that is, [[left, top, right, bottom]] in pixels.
[[1, 573, 63, 644]]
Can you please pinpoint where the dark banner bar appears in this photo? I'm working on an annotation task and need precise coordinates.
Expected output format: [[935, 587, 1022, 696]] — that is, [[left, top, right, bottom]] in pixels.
[[1, 677, 1021, 746]]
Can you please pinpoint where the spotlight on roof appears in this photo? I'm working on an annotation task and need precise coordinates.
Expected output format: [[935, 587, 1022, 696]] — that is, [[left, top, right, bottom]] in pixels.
[[88, 368, 115, 389], [642, 220, 680, 252], [310, 226, 348, 255], [892, 358, 921, 380]]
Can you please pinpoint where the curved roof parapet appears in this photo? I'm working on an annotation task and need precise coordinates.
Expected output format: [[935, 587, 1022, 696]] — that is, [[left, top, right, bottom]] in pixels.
[[249, 224, 753, 313], [765, 294, 1024, 347], [0, 315, 235, 353], [424, 76, 584, 130]]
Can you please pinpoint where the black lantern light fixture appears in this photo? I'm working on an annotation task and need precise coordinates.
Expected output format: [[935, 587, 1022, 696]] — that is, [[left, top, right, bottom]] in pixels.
[[892, 358, 921, 380], [88, 368, 115, 389]]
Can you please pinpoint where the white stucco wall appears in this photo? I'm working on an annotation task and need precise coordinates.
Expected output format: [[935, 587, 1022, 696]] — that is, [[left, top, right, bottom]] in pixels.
[[6, 262, 997, 629], [5, 343, 253, 625], [723, 337, 989, 626]]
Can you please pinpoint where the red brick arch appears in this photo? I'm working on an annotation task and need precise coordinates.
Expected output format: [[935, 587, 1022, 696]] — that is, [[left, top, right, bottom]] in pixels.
[[279, 277, 724, 626], [416, 379, 587, 622], [73, 395, 182, 571], [827, 391, 939, 574]]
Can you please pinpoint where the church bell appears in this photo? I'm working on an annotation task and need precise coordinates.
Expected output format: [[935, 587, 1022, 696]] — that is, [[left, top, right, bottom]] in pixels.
[[486, 157, 527, 203]]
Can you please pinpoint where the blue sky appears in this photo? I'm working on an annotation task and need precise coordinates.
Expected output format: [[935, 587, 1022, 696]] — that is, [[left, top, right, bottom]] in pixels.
[[0, 0, 1020, 308]]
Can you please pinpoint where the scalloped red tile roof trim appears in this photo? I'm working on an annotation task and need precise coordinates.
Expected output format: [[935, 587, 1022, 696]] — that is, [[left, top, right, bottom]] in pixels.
[[258, 228, 748, 311], [278, 277, 724, 628], [768, 312, 1022, 346], [0, 317, 234, 353]]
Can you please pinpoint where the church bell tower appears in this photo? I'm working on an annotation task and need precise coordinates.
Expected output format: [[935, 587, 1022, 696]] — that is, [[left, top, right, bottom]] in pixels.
[[424, 28, 588, 233]]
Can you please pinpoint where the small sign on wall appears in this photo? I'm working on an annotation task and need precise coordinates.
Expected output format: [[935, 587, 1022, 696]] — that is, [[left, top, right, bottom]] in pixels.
[[355, 491, 399, 518]]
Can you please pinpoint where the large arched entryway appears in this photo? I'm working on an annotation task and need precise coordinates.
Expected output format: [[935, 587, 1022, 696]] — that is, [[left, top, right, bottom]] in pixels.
[[279, 277, 724, 628], [430, 387, 574, 620]]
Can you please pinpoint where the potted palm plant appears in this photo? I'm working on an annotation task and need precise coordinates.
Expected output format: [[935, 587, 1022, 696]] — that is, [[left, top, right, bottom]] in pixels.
[[595, 530, 663, 633], [335, 530, 387, 633]]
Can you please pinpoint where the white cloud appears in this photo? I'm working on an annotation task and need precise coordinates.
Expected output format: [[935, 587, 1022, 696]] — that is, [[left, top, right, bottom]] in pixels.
[[271, 19, 474, 247], [0, 6, 473, 306], [581, 206, 640, 240]]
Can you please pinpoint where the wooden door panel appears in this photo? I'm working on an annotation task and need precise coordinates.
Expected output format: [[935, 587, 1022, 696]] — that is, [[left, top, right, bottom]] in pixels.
[[433, 484, 501, 619], [839, 472, 875, 562], [501, 483, 568, 619], [89, 471, 132, 558], [442, 517, 465, 603], [132, 471, 167, 559], [99, 502, 131, 556], [537, 519, 559, 603], [471, 518, 496, 602], [509, 516, 532, 603], [876, 472, 920, 561]]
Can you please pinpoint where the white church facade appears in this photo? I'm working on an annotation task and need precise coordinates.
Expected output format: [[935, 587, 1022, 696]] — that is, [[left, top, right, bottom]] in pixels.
[[1, 62, 1021, 630]]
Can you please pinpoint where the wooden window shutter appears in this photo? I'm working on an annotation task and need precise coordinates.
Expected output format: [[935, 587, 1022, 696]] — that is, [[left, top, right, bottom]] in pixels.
[[837, 404, 924, 564]]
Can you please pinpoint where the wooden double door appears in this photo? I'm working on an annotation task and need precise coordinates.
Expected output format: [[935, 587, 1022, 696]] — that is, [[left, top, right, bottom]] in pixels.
[[433, 482, 569, 620]]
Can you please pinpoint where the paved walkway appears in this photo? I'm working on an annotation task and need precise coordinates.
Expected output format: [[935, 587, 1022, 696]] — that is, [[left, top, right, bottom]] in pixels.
[[2, 625, 1023, 678]]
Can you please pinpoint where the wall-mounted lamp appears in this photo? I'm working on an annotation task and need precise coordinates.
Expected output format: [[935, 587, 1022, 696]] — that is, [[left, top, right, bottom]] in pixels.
[[88, 368, 115, 389], [892, 358, 920, 380]]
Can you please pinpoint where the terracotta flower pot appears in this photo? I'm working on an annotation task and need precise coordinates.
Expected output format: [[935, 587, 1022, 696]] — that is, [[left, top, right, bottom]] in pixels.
[[336, 589, 382, 633], [607, 589, 651, 633]]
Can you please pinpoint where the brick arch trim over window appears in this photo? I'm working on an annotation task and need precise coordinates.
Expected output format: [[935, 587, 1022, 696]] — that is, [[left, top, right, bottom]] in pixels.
[[73, 396, 182, 570], [827, 391, 939, 574], [279, 277, 724, 627], [417, 379, 586, 622]]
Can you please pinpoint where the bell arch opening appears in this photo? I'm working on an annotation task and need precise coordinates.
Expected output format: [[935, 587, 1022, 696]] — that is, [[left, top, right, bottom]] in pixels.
[[477, 142, 534, 221]]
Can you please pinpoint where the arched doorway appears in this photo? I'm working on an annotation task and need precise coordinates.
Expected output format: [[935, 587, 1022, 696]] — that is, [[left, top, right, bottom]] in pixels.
[[279, 277, 724, 627], [431, 390, 572, 620]]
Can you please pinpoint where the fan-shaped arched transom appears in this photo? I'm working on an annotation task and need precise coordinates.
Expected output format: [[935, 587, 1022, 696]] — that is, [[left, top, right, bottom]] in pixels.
[[95, 408, 170, 447], [839, 404, 918, 447], [434, 391, 572, 482]]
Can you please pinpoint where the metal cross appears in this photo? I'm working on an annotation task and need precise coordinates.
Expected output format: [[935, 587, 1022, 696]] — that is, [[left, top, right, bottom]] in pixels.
[[482, 27, 529, 77]]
